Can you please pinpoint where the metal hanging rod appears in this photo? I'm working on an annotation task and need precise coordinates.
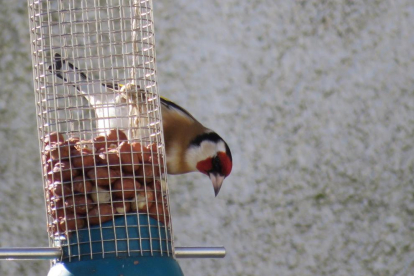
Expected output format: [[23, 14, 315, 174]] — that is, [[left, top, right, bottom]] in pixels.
[[0, 247, 225, 260]]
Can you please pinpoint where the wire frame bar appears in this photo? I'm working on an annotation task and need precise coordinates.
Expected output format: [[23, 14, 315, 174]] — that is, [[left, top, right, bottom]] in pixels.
[[27, 0, 173, 262]]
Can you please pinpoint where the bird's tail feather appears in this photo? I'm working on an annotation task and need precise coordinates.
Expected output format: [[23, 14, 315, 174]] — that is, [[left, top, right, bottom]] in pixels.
[[49, 53, 118, 106], [48, 53, 129, 134]]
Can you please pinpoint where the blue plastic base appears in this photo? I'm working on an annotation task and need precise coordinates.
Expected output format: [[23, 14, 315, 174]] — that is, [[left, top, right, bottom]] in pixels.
[[62, 214, 171, 261], [48, 256, 184, 276], [50, 215, 183, 275]]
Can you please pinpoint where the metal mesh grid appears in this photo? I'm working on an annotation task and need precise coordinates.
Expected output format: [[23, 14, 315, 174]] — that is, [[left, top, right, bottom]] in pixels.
[[27, 0, 173, 262]]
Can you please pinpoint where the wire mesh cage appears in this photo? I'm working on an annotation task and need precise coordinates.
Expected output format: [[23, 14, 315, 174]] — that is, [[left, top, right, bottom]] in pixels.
[[27, 0, 173, 262]]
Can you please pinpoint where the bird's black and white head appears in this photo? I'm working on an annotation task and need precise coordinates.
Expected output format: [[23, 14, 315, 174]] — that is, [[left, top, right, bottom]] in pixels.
[[186, 131, 232, 196]]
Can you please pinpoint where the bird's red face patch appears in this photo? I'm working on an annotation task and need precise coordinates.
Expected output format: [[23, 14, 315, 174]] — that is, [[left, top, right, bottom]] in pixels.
[[217, 152, 232, 177], [196, 152, 232, 177], [196, 157, 212, 175]]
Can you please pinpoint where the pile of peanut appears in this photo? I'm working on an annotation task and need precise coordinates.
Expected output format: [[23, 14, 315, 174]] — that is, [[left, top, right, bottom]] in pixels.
[[43, 129, 169, 236]]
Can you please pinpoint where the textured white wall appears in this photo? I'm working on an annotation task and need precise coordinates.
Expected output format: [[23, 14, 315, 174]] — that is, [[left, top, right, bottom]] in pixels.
[[1, 0, 414, 275]]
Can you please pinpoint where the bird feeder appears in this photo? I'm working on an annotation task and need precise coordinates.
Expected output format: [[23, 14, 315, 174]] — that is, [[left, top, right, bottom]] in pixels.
[[0, 0, 226, 275]]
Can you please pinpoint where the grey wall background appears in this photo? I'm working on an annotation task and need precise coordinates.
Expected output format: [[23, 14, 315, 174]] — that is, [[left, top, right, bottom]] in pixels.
[[1, 0, 414, 275]]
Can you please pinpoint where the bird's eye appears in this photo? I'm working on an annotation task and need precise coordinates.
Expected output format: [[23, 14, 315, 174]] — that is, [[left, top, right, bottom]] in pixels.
[[212, 155, 221, 172]]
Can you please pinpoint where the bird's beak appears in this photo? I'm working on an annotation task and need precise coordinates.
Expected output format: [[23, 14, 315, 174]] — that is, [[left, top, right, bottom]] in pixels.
[[209, 173, 225, 197]]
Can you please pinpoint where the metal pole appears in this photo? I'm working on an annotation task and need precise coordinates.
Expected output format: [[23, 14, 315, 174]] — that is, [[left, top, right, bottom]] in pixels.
[[0, 246, 225, 260], [0, 247, 61, 260], [174, 247, 226, 258]]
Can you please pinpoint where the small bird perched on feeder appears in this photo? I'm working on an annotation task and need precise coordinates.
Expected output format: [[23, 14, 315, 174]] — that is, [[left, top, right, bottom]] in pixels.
[[159, 96, 232, 196], [49, 53, 232, 196]]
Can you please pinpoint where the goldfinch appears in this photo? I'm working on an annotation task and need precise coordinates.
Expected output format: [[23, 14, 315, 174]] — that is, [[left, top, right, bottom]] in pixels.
[[49, 53, 232, 196], [159, 96, 232, 196]]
